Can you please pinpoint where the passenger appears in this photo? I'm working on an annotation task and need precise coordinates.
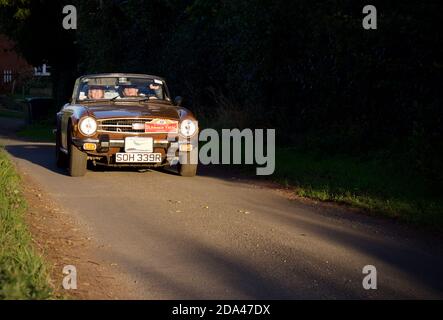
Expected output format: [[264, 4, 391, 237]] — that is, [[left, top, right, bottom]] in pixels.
[[121, 84, 139, 97], [88, 85, 105, 100]]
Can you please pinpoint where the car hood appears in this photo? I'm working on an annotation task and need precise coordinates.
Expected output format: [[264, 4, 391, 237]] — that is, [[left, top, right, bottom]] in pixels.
[[83, 103, 181, 120]]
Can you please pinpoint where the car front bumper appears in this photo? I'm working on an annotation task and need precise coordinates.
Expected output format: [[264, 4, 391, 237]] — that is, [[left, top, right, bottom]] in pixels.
[[71, 136, 196, 166], [71, 137, 171, 150]]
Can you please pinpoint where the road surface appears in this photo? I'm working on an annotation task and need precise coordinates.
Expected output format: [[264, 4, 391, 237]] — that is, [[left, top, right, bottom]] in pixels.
[[1, 117, 442, 299]]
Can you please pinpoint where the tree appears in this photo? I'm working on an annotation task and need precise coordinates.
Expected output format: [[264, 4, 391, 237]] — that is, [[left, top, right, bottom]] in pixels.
[[0, 0, 78, 105]]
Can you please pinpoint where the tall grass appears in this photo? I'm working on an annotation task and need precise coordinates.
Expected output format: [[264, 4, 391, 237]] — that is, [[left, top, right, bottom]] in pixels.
[[0, 148, 52, 299]]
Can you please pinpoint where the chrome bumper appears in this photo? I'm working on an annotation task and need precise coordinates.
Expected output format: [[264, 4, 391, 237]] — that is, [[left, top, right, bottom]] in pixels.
[[72, 138, 172, 149]]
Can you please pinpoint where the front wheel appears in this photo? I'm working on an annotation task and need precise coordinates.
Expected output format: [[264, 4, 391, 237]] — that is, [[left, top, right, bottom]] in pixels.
[[177, 147, 198, 177], [68, 143, 87, 177], [177, 163, 197, 177], [55, 131, 67, 168]]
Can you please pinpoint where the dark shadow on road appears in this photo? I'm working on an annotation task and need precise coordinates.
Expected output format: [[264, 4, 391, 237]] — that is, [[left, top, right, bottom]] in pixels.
[[4, 142, 173, 176], [104, 210, 417, 299], [4, 143, 69, 176], [243, 197, 443, 297]]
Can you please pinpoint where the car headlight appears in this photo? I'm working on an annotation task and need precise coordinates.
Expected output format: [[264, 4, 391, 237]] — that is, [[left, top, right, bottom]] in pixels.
[[78, 117, 97, 136], [180, 119, 198, 137]]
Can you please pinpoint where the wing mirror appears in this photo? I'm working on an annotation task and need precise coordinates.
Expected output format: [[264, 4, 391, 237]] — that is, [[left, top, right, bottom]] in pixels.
[[174, 96, 183, 107]]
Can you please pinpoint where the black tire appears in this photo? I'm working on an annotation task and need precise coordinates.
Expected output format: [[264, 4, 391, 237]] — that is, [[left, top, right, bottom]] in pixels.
[[55, 130, 68, 168], [177, 162, 197, 177], [156, 164, 170, 173], [177, 147, 198, 177], [68, 139, 87, 177]]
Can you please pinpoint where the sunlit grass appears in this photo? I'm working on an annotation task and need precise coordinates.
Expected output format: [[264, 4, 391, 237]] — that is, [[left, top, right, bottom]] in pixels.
[[274, 148, 443, 228], [0, 148, 52, 299]]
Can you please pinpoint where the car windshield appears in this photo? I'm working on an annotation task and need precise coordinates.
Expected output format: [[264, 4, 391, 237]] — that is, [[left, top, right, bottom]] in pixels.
[[77, 76, 167, 102]]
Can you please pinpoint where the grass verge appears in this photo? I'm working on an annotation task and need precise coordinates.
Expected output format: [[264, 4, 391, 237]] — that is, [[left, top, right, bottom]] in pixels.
[[0, 148, 52, 299], [17, 121, 55, 142], [0, 109, 25, 119], [274, 148, 443, 229]]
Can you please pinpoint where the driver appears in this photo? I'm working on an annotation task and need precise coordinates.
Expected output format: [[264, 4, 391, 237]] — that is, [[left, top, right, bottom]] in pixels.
[[121, 84, 139, 97], [146, 82, 162, 99], [88, 85, 105, 99]]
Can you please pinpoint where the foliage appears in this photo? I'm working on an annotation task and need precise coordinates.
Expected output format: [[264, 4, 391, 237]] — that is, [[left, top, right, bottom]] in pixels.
[[0, 0, 77, 104]]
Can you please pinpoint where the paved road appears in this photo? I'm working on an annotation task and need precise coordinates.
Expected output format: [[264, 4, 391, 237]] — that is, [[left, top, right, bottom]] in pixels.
[[1, 117, 442, 299]]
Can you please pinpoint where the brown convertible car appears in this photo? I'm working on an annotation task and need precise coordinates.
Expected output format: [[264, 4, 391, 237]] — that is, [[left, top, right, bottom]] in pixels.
[[55, 73, 198, 177]]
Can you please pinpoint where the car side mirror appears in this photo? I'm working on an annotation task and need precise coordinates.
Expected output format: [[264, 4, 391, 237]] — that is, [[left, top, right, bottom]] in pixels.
[[174, 96, 183, 106]]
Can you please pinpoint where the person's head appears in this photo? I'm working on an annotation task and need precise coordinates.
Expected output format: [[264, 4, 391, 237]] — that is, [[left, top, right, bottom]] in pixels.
[[88, 86, 104, 99], [149, 83, 161, 91], [147, 82, 163, 99], [122, 85, 139, 97]]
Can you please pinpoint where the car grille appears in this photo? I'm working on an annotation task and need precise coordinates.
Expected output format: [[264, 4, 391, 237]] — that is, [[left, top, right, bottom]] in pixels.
[[97, 118, 153, 133]]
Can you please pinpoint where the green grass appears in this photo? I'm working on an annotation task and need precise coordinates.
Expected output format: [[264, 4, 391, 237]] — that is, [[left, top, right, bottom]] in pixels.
[[0, 109, 25, 119], [274, 148, 443, 229], [0, 148, 52, 299], [17, 122, 55, 142]]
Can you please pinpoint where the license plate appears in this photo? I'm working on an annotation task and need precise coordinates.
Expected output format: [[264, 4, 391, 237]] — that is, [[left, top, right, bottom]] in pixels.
[[125, 137, 153, 153], [115, 153, 162, 163]]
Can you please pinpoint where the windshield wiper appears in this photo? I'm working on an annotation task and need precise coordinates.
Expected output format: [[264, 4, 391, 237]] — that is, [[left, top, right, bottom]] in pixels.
[[109, 95, 120, 103], [138, 97, 157, 103], [107, 96, 148, 103]]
